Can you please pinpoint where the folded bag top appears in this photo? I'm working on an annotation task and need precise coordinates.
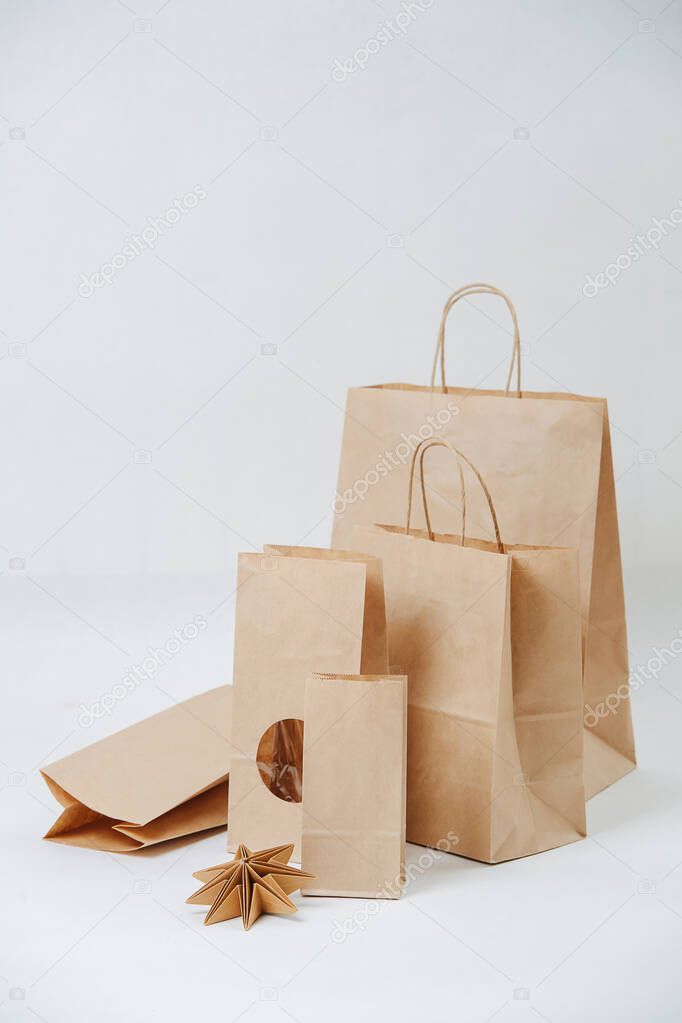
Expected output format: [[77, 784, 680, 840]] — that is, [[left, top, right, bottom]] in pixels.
[[332, 282, 634, 799]]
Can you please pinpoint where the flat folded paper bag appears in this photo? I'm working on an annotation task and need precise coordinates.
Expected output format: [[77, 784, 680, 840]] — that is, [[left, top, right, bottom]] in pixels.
[[41, 686, 232, 852]]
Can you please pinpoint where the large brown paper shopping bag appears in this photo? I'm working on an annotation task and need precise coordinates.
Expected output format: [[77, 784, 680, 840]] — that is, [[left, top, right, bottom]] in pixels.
[[302, 672, 407, 898], [343, 439, 586, 863], [228, 546, 388, 861], [332, 283, 635, 799], [41, 686, 233, 852]]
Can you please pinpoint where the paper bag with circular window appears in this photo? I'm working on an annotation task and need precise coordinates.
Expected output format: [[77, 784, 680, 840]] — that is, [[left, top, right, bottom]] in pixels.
[[227, 545, 389, 862]]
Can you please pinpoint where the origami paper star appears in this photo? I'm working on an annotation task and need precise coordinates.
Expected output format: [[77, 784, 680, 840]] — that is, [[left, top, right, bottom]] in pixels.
[[187, 843, 315, 929]]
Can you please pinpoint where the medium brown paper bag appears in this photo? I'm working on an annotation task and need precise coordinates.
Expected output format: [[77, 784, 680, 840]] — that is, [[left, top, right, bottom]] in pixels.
[[332, 283, 635, 799], [228, 546, 388, 861], [344, 439, 586, 863], [302, 672, 407, 898], [41, 686, 232, 852]]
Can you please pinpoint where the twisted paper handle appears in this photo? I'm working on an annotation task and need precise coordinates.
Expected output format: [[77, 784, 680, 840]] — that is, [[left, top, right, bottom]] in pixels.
[[430, 283, 522, 396], [405, 438, 505, 553]]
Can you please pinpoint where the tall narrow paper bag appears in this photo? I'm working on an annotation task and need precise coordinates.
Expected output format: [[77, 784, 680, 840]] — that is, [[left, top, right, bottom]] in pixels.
[[332, 283, 634, 798], [344, 439, 586, 863], [302, 673, 407, 898], [228, 546, 388, 861]]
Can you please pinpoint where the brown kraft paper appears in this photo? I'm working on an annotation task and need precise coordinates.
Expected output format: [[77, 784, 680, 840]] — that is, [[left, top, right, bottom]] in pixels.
[[302, 672, 407, 898], [228, 546, 388, 861], [41, 686, 233, 852], [343, 438, 586, 863], [332, 282, 635, 799]]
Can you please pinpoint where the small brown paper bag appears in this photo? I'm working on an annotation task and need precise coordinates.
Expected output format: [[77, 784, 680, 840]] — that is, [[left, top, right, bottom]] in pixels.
[[41, 686, 232, 852], [302, 673, 407, 898], [344, 439, 586, 863], [228, 546, 388, 861], [332, 283, 635, 798]]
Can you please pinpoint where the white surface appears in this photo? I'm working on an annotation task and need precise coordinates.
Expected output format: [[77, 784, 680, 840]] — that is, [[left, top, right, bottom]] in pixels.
[[4, 577, 682, 1023], [3, 1, 682, 1020]]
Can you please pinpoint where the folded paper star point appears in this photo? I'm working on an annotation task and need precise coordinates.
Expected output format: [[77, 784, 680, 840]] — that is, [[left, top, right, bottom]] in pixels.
[[186, 843, 315, 929]]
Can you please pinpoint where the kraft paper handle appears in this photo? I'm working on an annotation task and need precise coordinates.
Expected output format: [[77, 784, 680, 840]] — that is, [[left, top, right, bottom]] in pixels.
[[429, 283, 522, 397], [406, 438, 505, 553], [406, 445, 466, 546]]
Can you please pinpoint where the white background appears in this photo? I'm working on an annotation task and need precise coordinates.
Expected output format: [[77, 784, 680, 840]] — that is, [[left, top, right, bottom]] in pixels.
[[3, 1, 682, 1020]]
